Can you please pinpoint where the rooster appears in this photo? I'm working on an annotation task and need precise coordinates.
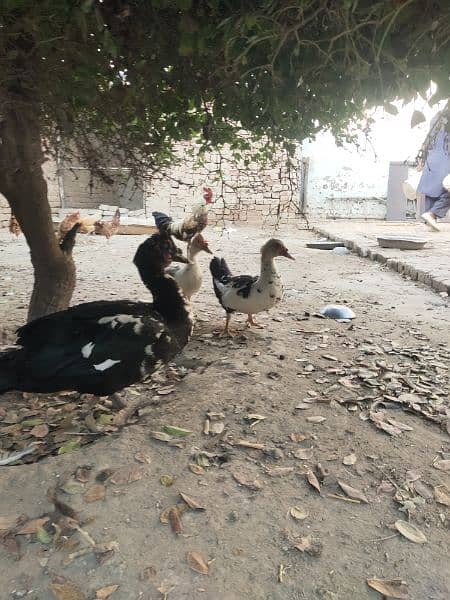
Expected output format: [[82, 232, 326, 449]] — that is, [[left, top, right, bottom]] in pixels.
[[94, 208, 121, 240], [152, 187, 213, 243], [58, 211, 81, 241], [9, 213, 21, 239]]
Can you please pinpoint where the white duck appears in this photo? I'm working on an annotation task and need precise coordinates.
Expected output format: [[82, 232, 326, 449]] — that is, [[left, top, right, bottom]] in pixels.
[[209, 238, 294, 336], [165, 233, 212, 300]]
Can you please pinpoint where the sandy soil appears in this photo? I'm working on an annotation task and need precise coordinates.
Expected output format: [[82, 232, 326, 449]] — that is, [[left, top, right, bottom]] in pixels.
[[0, 226, 449, 600]]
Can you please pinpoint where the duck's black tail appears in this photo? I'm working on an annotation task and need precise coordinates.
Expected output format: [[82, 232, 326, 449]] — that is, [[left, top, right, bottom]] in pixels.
[[209, 257, 232, 283], [0, 350, 21, 394]]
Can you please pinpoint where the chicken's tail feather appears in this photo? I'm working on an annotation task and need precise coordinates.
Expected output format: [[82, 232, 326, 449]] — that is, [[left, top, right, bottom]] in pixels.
[[152, 211, 173, 231]]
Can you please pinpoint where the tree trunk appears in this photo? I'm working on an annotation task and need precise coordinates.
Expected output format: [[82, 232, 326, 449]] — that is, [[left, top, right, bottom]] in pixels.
[[0, 104, 76, 322]]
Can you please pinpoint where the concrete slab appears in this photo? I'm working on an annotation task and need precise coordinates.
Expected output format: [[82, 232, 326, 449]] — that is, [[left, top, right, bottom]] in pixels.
[[311, 219, 450, 295]]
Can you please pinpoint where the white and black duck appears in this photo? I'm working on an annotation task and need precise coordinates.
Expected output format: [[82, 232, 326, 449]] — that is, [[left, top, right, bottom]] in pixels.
[[0, 232, 194, 396], [210, 238, 294, 336]]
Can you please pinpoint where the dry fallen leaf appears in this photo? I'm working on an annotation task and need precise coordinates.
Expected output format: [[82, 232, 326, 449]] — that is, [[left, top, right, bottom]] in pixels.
[[157, 386, 175, 395], [74, 466, 91, 483], [168, 507, 183, 534], [434, 484, 450, 507], [110, 466, 144, 485], [342, 453, 357, 466], [134, 452, 151, 464], [433, 459, 450, 472], [232, 472, 262, 491], [377, 481, 395, 494], [50, 581, 86, 600], [290, 507, 308, 521], [366, 578, 409, 599], [160, 504, 187, 524], [413, 480, 433, 500], [291, 535, 322, 556], [0, 515, 21, 531], [30, 423, 49, 438], [265, 466, 295, 477], [235, 440, 265, 450], [17, 516, 50, 535], [405, 469, 421, 482], [394, 520, 427, 544], [289, 433, 308, 443], [305, 469, 321, 493], [337, 480, 368, 503], [95, 585, 119, 599], [179, 492, 205, 511], [294, 447, 313, 460], [83, 484, 106, 503], [186, 550, 209, 574], [306, 416, 326, 424], [188, 463, 205, 475]]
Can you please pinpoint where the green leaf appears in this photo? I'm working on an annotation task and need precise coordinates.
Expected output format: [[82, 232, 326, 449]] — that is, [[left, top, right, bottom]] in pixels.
[[103, 29, 118, 58], [74, 9, 88, 42], [57, 438, 81, 455], [163, 425, 192, 437], [36, 526, 52, 544], [177, 0, 193, 9], [81, 0, 95, 13], [21, 418, 43, 427], [383, 102, 398, 115], [160, 475, 174, 486], [97, 413, 115, 425], [411, 110, 426, 128]]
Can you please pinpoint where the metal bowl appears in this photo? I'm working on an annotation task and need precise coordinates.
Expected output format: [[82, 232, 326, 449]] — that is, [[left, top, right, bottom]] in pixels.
[[320, 304, 356, 320], [306, 241, 346, 250]]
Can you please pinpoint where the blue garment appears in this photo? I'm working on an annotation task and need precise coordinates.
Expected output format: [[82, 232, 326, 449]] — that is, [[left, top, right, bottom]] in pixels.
[[417, 129, 450, 197]]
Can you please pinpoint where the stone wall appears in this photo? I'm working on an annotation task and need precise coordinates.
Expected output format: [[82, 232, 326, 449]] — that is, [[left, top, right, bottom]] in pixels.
[[144, 141, 302, 226], [1, 141, 302, 229]]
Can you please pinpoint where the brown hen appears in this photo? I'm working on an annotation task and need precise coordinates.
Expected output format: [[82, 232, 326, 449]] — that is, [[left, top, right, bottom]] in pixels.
[[94, 208, 121, 240]]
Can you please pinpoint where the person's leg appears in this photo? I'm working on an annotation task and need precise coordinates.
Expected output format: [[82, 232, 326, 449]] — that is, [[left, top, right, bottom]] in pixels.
[[429, 190, 450, 219], [422, 196, 440, 230]]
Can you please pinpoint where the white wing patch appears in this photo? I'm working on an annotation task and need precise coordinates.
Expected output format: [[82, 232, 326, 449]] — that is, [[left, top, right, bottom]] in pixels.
[[98, 314, 144, 334], [81, 342, 95, 358], [144, 345, 153, 355], [93, 359, 121, 371]]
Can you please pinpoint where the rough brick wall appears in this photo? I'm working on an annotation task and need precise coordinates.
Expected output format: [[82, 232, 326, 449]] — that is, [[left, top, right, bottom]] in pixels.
[[145, 142, 302, 226], [1, 142, 301, 228]]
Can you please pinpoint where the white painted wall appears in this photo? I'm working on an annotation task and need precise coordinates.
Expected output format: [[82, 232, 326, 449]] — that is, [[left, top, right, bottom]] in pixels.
[[302, 93, 447, 219]]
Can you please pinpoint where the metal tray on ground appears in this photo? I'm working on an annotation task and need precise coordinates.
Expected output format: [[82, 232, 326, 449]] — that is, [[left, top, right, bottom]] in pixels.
[[377, 236, 428, 250], [306, 241, 345, 250]]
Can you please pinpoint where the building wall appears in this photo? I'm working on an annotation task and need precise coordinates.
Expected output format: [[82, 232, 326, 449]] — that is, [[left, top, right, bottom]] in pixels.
[[302, 98, 447, 220], [60, 168, 144, 211]]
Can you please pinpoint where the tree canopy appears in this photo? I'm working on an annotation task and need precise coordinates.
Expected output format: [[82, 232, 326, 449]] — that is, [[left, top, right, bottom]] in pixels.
[[1, 0, 449, 176], [1, 0, 449, 320]]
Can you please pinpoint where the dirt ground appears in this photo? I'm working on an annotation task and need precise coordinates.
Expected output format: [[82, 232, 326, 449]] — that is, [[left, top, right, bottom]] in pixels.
[[0, 225, 449, 600]]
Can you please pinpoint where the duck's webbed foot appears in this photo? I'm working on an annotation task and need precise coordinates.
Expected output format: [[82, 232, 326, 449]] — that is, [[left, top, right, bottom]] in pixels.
[[246, 314, 265, 329]]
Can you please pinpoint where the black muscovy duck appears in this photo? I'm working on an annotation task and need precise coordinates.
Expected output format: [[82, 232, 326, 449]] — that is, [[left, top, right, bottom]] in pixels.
[[0, 232, 194, 396]]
